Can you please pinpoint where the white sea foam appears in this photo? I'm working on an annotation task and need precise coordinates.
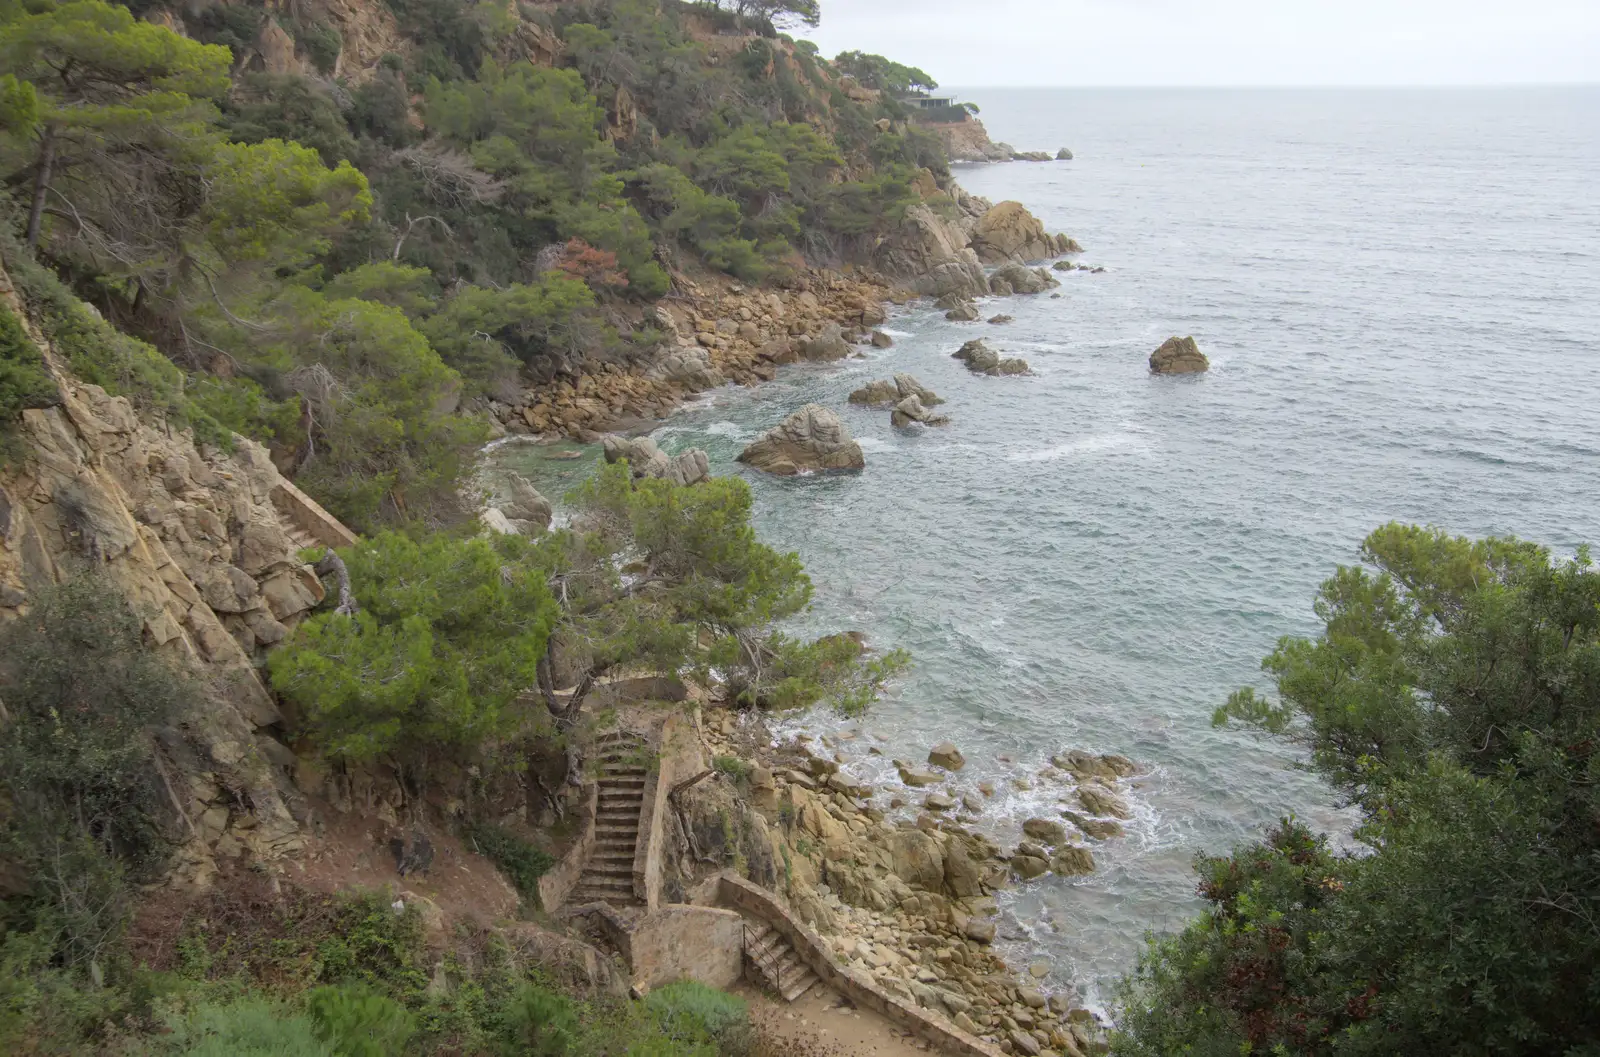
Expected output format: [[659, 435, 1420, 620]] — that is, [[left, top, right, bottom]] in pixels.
[[1008, 432, 1147, 462]]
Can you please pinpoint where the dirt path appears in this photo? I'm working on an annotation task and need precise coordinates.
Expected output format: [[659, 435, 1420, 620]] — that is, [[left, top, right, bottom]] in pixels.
[[745, 984, 947, 1057]]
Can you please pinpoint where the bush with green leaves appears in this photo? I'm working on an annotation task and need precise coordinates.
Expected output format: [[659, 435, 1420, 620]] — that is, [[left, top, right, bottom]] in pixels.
[[499, 983, 578, 1057], [160, 996, 333, 1057], [465, 822, 556, 906], [307, 983, 416, 1057], [0, 298, 56, 454], [642, 981, 751, 1055], [1114, 525, 1600, 1056], [0, 577, 193, 973], [268, 530, 559, 763]]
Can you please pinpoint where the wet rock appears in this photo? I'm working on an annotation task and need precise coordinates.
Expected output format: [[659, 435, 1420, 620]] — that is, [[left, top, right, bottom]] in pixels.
[[1051, 749, 1138, 781], [1011, 854, 1050, 880], [965, 918, 997, 943], [924, 791, 957, 811], [898, 764, 941, 787], [1050, 846, 1096, 876], [738, 404, 864, 476], [849, 379, 899, 405], [991, 262, 1058, 295], [894, 374, 942, 405], [1056, 147, 1074, 160], [928, 742, 966, 770], [1022, 818, 1068, 845], [944, 301, 980, 322], [800, 323, 852, 362], [988, 314, 1014, 325], [891, 394, 949, 428], [1077, 782, 1133, 820], [1063, 810, 1125, 840], [870, 330, 894, 348], [953, 339, 1000, 371], [1149, 335, 1209, 374]]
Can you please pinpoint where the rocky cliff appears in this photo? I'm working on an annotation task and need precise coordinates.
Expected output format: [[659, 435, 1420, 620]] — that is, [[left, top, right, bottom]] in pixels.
[[0, 257, 357, 887]]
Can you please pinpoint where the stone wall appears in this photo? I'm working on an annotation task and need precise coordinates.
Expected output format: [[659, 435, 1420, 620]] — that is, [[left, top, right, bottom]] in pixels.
[[711, 874, 1006, 1057], [538, 781, 598, 912]]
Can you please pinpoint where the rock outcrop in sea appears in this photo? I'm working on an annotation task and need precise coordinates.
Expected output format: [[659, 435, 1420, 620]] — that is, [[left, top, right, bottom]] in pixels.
[[737, 404, 864, 476], [1149, 335, 1210, 374], [953, 339, 1031, 377], [602, 435, 711, 487]]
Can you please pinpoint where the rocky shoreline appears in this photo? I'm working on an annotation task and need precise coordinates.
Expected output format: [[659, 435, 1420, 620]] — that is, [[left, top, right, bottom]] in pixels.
[[483, 181, 1077, 444], [694, 711, 1131, 1057]]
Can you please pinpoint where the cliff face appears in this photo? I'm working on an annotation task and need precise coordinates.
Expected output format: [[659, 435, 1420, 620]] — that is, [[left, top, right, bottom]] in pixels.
[[0, 259, 357, 887], [924, 118, 1012, 163]]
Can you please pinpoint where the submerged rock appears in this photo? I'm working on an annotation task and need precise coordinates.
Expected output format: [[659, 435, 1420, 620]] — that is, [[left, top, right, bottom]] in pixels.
[[1149, 335, 1209, 374], [954, 340, 1031, 377], [928, 742, 966, 770], [1063, 810, 1125, 840], [738, 404, 864, 476], [1050, 846, 1096, 876]]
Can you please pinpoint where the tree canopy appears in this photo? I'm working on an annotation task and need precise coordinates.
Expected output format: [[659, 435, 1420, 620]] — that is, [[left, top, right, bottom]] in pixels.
[[1114, 525, 1600, 1056]]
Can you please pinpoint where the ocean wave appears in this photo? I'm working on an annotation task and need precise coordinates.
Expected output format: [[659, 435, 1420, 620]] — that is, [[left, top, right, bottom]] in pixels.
[[1008, 433, 1149, 462]]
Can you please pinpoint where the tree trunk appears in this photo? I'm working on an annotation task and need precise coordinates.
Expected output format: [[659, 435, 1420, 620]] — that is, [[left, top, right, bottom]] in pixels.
[[25, 125, 57, 250]]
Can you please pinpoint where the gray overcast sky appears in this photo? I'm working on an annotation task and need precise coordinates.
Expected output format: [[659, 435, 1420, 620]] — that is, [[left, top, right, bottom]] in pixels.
[[800, 0, 1600, 86]]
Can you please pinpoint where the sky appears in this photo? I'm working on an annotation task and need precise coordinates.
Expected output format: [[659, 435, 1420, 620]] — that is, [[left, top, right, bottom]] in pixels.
[[799, 0, 1600, 87]]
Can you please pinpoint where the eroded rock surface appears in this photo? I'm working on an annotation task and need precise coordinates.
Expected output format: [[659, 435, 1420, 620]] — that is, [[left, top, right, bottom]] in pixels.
[[737, 405, 864, 476], [1149, 335, 1210, 374]]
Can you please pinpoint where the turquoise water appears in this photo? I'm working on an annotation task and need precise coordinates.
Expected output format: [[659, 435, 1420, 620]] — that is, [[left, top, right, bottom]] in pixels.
[[493, 88, 1600, 1009]]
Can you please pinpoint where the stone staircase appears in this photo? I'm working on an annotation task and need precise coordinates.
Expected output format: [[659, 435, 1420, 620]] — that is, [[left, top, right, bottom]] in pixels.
[[741, 916, 820, 1002], [568, 730, 650, 907], [284, 522, 322, 555]]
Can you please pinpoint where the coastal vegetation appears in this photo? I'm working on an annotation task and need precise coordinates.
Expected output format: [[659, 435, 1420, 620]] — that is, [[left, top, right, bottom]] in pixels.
[[0, 0, 945, 532], [1113, 525, 1600, 1055]]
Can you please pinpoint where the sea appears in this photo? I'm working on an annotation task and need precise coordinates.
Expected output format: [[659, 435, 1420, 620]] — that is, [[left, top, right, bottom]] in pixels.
[[488, 87, 1600, 1011]]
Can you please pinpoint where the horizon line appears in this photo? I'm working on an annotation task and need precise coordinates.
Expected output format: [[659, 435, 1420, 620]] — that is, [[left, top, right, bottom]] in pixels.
[[943, 82, 1600, 91]]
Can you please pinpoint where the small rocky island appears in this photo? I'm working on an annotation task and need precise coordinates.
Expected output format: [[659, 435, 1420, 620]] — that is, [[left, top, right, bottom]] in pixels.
[[1149, 335, 1210, 374], [738, 404, 865, 475]]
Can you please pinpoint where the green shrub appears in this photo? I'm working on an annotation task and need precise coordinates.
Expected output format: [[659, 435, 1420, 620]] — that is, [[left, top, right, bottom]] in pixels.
[[307, 983, 415, 1057], [499, 983, 578, 1056], [0, 299, 56, 458], [296, 19, 343, 76], [269, 531, 558, 762], [642, 981, 750, 1053], [711, 755, 751, 781], [465, 822, 556, 906], [164, 997, 333, 1056]]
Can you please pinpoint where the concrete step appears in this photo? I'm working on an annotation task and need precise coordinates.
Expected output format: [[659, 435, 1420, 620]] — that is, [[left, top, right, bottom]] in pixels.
[[781, 969, 818, 1003]]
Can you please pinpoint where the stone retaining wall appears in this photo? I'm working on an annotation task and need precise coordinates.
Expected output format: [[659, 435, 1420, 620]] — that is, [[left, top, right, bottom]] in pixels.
[[537, 781, 597, 912], [270, 480, 358, 550], [712, 874, 1005, 1057]]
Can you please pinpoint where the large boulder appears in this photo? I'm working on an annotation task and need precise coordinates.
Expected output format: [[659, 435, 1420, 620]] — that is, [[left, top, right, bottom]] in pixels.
[[603, 436, 710, 487], [737, 404, 864, 476], [890, 394, 949, 428], [972, 201, 1059, 264], [602, 434, 670, 478], [848, 379, 899, 406], [944, 301, 980, 322], [928, 742, 965, 770], [953, 340, 1030, 377], [894, 374, 941, 405], [953, 339, 1000, 372], [501, 473, 553, 530], [643, 344, 722, 390], [877, 203, 990, 299], [801, 322, 852, 362], [991, 262, 1059, 295], [1150, 335, 1209, 374], [1077, 782, 1133, 820]]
